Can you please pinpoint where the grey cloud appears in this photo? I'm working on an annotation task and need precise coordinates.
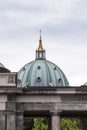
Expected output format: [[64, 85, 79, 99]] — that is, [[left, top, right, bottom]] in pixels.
[[0, 0, 87, 85], [40, 17, 87, 44], [0, 0, 47, 13]]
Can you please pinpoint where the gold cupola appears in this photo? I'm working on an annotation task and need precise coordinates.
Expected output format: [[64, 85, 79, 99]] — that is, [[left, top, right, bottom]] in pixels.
[[36, 30, 46, 60]]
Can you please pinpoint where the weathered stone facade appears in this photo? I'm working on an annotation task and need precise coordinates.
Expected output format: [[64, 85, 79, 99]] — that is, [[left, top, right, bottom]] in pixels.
[[0, 86, 86, 130], [0, 73, 87, 130]]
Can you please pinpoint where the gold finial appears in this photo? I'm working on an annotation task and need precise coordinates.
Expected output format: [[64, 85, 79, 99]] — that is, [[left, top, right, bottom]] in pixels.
[[37, 30, 44, 51]]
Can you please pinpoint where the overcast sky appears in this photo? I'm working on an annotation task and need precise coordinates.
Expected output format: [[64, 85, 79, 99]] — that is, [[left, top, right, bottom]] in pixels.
[[0, 0, 87, 86]]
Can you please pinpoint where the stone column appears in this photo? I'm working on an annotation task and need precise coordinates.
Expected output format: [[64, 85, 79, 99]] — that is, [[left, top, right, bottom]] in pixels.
[[50, 110, 61, 130]]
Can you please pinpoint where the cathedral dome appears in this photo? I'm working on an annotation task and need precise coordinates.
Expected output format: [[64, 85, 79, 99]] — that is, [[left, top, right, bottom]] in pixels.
[[17, 33, 69, 87]]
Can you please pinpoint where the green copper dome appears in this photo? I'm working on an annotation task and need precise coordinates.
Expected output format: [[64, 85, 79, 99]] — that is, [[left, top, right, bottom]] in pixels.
[[17, 33, 69, 87]]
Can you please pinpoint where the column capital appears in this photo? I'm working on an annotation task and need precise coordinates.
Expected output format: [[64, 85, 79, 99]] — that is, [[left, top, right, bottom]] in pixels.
[[50, 109, 61, 116]]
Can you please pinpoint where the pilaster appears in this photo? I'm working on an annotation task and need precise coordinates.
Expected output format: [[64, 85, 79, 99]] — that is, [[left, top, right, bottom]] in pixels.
[[6, 112, 16, 130], [16, 111, 24, 130], [0, 112, 5, 130], [6, 94, 16, 130]]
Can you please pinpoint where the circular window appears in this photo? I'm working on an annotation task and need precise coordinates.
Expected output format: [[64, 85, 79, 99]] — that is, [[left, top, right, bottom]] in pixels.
[[58, 78, 62, 83], [36, 77, 41, 82], [37, 66, 41, 69]]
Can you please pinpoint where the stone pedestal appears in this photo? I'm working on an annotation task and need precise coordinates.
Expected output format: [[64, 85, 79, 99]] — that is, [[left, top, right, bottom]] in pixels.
[[50, 110, 60, 130]]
